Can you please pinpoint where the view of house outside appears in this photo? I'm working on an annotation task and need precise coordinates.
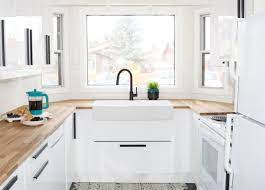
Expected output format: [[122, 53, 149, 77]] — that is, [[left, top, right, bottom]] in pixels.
[[86, 15, 175, 86]]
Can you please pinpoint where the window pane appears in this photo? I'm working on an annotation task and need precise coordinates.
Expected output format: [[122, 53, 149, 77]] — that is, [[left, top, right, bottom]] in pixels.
[[42, 53, 62, 86], [202, 53, 224, 88], [53, 15, 63, 50], [42, 14, 63, 87], [86, 16, 175, 86]]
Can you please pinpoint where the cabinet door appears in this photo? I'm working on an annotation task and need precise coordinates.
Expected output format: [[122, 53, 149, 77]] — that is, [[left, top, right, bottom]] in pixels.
[[64, 114, 74, 190], [15, 16, 43, 66], [215, 0, 237, 16], [0, 165, 25, 190], [49, 127, 66, 190], [0, 0, 15, 17], [253, 0, 265, 14], [2, 17, 17, 67]]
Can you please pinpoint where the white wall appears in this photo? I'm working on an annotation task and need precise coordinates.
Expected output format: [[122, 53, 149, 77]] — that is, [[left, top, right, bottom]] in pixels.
[[0, 76, 41, 115]]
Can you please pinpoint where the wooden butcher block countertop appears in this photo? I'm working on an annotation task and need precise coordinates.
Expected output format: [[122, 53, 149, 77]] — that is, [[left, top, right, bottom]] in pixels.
[[55, 99, 234, 115], [0, 105, 75, 185], [0, 99, 233, 185]]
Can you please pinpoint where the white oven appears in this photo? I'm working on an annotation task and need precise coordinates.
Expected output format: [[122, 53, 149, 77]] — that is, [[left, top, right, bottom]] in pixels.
[[198, 119, 226, 190]]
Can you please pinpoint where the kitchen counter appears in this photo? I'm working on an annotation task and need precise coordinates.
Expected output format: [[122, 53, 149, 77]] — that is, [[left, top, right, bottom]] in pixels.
[[0, 99, 233, 185], [0, 105, 75, 185], [55, 99, 234, 115]]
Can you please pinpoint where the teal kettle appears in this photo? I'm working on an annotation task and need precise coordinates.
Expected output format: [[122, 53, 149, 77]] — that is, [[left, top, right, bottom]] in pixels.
[[26, 89, 49, 116]]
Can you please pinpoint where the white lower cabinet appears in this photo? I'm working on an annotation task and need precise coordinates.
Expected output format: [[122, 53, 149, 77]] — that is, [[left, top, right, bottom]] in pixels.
[[74, 109, 194, 183], [49, 125, 66, 190], [0, 164, 25, 190], [1, 114, 73, 190], [0, 108, 199, 188]]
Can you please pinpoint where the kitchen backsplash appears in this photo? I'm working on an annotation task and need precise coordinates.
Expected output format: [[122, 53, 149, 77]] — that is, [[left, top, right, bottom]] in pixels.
[[0, 75, 41, 115]]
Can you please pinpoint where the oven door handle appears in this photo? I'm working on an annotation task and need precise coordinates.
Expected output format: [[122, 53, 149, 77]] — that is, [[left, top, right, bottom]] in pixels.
[[224, 115, 233, 174]]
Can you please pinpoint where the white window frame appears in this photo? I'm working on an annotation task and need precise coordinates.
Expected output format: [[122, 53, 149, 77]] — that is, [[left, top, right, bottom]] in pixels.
[[41, 8, 70, 94], [200, 14, 211, 87], [79, 6, 186, 99], [193, 8, 233, 102]]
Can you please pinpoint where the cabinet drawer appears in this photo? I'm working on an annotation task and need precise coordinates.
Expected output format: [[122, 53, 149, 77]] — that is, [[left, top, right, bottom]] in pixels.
[[89, 141, 174, 174], [26, 160, 50, 190], [1, 165, 25, 190], [48, 124, 64, 148], [26, 140, 49, 177]]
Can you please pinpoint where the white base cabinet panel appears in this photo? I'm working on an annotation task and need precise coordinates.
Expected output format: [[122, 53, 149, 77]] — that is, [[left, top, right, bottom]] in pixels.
[[65, 114, 75, 190]]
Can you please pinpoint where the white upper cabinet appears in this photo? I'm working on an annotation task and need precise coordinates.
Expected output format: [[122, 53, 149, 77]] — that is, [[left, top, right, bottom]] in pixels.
[[0, 0, 44, 80], [0, 16, 43, 67], [0, 0, 15, 68], [215, 0, 237, 17], [0, 0, 15, 17], [253, 0, 265, 14], [244, 0, 265, 17], [16, 16, 43, 66]]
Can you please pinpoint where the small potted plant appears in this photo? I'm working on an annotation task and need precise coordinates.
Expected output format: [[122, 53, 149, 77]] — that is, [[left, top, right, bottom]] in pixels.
[[147, 81, 159, 100]]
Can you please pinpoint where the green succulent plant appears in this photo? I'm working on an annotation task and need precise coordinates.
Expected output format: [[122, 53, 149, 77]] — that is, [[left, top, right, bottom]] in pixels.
[[148, 81, 159, 90]]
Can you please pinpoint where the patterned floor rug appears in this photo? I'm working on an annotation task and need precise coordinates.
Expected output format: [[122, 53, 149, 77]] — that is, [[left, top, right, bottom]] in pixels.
[[70, 183, 196, 190]]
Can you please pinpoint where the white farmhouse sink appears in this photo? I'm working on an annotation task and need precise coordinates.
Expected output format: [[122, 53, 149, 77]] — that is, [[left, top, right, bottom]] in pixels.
[[92, 100, 174, 121]]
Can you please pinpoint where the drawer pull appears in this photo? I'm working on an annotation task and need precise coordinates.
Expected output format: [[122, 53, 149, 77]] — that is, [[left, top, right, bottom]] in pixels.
[[3, 176, 18, 190], [32, 143, 48, 159], [33, 161, 49, 180], [50, 135, 63, 148], [120, 144, 146, 147]]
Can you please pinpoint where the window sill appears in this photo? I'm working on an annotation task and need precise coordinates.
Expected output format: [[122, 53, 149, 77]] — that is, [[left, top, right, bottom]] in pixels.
[[81, 85, 182, 92], [41, 86, 69, 94], [0, 68, 41, 82]]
